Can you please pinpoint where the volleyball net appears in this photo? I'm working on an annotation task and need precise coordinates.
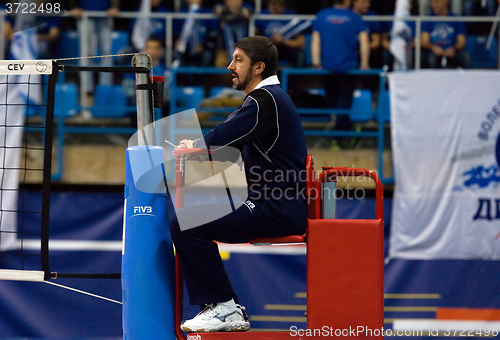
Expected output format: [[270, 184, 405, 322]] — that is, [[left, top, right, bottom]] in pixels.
[[0, 60, 55, 281], [0, 57, 154, 283]]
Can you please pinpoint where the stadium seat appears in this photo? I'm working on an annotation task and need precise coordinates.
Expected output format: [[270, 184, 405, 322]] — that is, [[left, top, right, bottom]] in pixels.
[[304, 34, 312, 66], [91, 85, 129, 118], [377, 89, 390, 122], [110, 30, 131, 56], [55, 31, 80, 60], [174, 86, 205, 110], [54, 83, 79, 117], [466, 35, 498, 69], [350, 89, 373, 122]]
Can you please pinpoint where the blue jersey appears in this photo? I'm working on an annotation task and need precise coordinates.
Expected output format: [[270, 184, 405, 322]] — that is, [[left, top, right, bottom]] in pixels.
[[255, 8, 297, 37], [198, 80, 307, 205], [313, 7, 368, 71], [422, 13, 466, 49]]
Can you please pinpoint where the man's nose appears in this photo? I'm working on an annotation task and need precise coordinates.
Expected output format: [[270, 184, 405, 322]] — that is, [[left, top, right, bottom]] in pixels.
[[227, 60, 235, 71]]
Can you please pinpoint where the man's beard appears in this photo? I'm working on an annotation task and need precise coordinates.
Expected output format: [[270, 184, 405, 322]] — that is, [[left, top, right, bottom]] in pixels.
[[232, 68, 253, 91]]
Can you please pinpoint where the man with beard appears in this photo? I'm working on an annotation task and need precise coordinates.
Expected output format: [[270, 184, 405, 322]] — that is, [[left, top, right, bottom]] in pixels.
[[172, 36, 307, 333]]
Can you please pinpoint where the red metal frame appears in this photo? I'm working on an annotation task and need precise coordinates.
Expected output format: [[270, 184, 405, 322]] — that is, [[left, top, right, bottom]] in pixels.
[[314, 167, 384, 220]]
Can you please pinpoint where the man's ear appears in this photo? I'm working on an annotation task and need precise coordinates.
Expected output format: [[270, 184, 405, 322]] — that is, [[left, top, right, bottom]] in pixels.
[[254, 62, 266, 76]]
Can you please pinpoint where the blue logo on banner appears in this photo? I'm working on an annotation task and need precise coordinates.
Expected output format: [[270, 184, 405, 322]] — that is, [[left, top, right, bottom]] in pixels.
[[463, 165, 500, 188]]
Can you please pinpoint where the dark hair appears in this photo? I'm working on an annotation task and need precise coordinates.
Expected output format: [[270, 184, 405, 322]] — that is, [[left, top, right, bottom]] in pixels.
[[146, 36, 163, 47], [233, 36, 278, 80]]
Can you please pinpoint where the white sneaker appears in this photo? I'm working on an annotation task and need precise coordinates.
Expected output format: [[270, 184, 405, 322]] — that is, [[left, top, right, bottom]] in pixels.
[[180, 303, 250, 332]]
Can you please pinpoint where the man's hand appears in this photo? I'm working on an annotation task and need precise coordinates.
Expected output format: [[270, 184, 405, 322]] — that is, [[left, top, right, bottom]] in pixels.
[[71, 8, 84, 18], [107, 7, 120, 17], [271, 32, 284, 44], [431, 44, 444, 56], [443, 46, 456, 58], [360, 63, 370, 70], [176, 139, 195, 149]]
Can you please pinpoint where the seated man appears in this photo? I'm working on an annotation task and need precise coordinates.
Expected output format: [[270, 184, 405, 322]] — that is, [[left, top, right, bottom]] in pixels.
[[171, 36, 307, 333], [421, 0, 471, 69]]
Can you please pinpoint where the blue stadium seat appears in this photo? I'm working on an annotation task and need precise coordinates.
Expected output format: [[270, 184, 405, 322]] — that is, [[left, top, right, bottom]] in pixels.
[[350, 89, 373, 122], [54, 83, 79, 117], [91, 85, 129, 118], [466, 35, 498, 69], [110, 30, 131, 56], [175, 86, 205, 109], [377, 89, 390, 122], [55, 31, 80, 60]]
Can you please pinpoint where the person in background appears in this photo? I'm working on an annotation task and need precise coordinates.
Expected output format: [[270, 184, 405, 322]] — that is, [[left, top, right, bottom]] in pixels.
[[462, 0, 499, 35], [352, 0, 382, 68], [70, 0, 120, 94], [255, 0, 306, 67], [421, 0, 470, 68], [1, 4, 13, 59], [37, 18, 61, 59], [131, 0, 171, 51], [311, 0, 370, 135], [123, 37, 169, 123], [173, 0, 218, 67]]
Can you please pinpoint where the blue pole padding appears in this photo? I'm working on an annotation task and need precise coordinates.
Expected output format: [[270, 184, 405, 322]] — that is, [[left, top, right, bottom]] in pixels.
[[122, 146, 176, 340]]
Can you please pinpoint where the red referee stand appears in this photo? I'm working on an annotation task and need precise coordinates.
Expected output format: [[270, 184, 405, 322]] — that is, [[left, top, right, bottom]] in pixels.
[[173, 150, 384, 339]]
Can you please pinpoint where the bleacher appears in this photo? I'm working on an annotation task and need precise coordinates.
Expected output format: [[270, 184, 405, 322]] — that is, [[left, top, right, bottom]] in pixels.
[[8, 10, 498, 182]]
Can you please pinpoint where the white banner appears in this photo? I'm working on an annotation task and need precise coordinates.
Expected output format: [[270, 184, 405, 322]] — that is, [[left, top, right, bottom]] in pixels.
[[0, 60, 52, 75], [389, 70, 500, 259]]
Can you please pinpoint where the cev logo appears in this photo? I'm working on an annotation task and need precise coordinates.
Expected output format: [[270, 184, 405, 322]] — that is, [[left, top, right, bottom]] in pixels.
[[8, 64, 25, 71]]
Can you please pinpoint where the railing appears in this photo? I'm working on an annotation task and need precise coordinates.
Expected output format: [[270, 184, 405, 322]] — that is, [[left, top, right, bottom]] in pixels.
[[280, 67, 392, 184], [169, 66, 394, 184]]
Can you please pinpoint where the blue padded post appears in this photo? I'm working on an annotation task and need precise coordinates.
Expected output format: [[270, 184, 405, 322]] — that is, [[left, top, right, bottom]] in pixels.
[[122, 146, 175, 340]]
